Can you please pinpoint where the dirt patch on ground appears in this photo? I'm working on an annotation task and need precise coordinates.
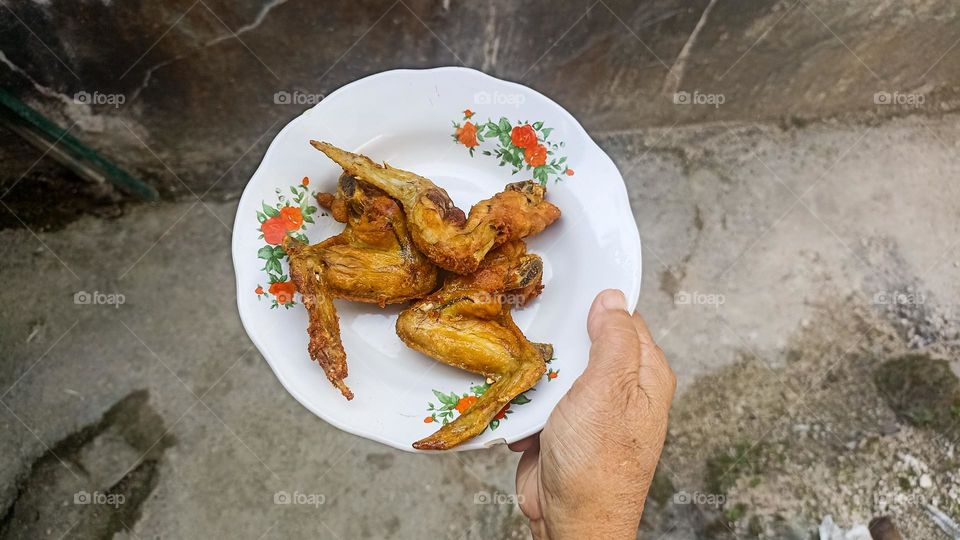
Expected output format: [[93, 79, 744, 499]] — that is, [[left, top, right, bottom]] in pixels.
[[640, 288, 960, 538], [875, 354, 960, 440], [0, 390, 173, 539]]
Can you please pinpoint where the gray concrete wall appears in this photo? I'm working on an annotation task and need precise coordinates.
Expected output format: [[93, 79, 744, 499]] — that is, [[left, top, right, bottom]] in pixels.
[[2, 0, 958, 200]]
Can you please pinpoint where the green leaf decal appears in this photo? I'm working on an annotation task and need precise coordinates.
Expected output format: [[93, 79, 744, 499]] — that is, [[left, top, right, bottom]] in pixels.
[[511, 394, 532, 405], [262, 202, 279, 218], [433, 390, 455, 406]]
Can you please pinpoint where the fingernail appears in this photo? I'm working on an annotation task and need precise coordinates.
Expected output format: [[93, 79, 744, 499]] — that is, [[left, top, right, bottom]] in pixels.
[[600, 289, 627, 311]]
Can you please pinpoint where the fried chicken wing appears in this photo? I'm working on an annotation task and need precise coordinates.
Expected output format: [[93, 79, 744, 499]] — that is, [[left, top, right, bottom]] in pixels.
[[308, 174, 440, 305], [396, 241, 552, 450], [285, 240, 352, 399], [284, 174, 440, 400], [310, 141, 561, 274]]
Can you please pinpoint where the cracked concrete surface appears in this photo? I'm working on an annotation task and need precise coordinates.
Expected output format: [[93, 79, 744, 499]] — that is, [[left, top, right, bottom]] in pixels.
[[2, 110, 959, 538]]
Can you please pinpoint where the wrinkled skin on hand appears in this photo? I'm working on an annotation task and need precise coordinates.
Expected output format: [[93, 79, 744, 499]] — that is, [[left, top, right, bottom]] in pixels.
[[397, 241, 552, 450], [310, 141, 561, 274], [283, 174, 440, 400], [512, 290, 676, 539]]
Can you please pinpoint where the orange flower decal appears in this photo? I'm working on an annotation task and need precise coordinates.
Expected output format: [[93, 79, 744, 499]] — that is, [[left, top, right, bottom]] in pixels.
[[425, 373, 547, 430], [255, 179, 318, 308], [268, 281, 296, 305], [510, 124, 537, 149], [455, 121, 479, 148], [547, 370, 558, 380], [524, 144, 547, 168], [261, 216, 288, 245], [279, 206, 304, 231], [455, 395, 478, 414], [452, 109, 573, 185]]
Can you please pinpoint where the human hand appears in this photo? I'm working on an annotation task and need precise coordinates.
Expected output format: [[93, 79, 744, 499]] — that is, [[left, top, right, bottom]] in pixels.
[[511, 289, 676, 539]]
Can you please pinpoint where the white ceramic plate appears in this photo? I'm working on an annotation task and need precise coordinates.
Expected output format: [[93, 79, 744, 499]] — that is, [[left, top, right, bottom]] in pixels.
[[233, 67, 641, 452]]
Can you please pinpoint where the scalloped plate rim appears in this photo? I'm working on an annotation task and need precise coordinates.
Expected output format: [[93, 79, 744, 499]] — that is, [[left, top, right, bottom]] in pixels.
[[232, 67, 641, 452]]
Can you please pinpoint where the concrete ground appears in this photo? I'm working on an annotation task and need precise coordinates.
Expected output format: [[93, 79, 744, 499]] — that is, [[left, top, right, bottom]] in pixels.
[[2, 110, 959, 538], [2, 0, 960, 538]]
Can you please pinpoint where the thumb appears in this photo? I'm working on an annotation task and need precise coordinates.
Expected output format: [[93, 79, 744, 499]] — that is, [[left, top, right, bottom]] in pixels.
[[587, 289, 629, 340], [582, 289, 641, 381]]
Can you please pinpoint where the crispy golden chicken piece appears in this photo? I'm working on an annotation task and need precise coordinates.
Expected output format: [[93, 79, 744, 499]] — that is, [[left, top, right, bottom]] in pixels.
[[307, 174, 440, 305], [310, 141, 561, 275], [396, 241, 552, 450], [284, 174, 440, 400], [284, 243, 352, 399]]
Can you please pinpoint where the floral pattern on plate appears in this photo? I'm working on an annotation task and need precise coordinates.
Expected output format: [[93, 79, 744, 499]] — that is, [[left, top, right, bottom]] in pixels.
[[452, 109, 574, 185], [424, 358, 559, 431], [254, 177, 319, 309]]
